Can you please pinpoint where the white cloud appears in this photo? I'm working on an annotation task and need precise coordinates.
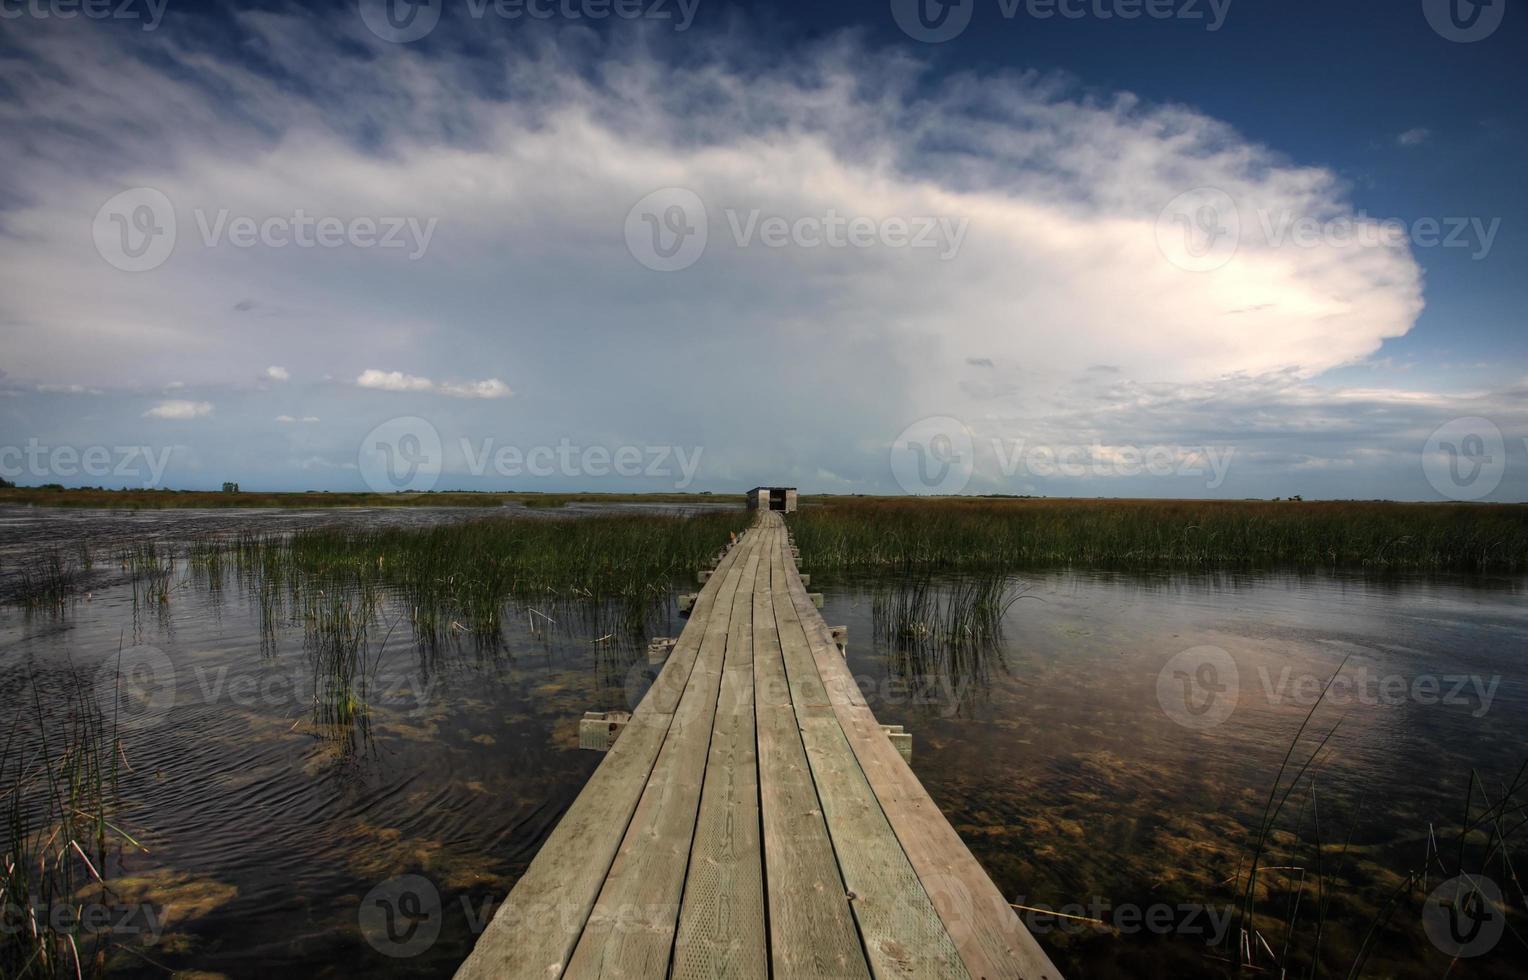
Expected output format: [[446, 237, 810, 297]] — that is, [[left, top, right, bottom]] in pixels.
[[440, 378, 513, 400], [356, 369, 433, 392], [1398, 127, 1431, 147], [144, 400, 214, 420], [266, 366, 290, 381], [276, 414, 320, 423], [0, 15, 1479, 496]]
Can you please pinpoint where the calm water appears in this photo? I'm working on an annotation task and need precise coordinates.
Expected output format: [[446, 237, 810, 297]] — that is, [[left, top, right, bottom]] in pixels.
[[2, 509, 1524, 977]]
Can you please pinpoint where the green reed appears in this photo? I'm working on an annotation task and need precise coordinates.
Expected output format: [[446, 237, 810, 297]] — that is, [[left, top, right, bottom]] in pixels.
[[222, 511, 747, 637], [9, 552, 82, 609], [1, 670, 136, 979], [790, 497, 1528, 573]]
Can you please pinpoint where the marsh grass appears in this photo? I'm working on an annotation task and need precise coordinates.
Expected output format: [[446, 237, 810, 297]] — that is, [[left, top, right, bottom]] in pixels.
[[791, 497, 1528, 573], [221, 510, 746, 638], [868, 574, 1023, 717], [1214, 665, 1528, 977], [9, 553, 83, 609], [1, 669, 138, 979]]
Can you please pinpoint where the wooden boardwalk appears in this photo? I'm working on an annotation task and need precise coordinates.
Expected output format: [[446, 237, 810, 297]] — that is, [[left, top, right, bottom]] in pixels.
[[456, 512, 1060, 979]]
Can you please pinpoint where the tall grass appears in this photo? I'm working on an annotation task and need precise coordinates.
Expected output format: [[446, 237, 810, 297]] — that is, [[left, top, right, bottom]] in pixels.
[[1, 670, 137, 979], [791, 497, 1528, 573], [221, 510, 747, 638]]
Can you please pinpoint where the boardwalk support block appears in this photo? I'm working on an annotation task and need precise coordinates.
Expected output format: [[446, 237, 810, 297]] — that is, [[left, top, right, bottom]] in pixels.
[[798, 574, 811, 587], [579, 711, 633, 752], [807, 593, 824, 608], [697, 569, 712, 584], [648, 637, 678, 664], [678, 593, 699, 614], [828, 625, 847, 655], [881, 724, 912, 763]]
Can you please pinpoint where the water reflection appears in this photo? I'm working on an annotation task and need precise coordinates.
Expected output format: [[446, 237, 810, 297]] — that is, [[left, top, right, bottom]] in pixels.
[[831, 569, 1528, 979], [3, 512, 1526, 977]]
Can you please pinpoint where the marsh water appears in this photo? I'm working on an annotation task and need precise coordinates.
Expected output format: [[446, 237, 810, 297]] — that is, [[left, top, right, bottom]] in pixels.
[[2, 506, 1525, 978]]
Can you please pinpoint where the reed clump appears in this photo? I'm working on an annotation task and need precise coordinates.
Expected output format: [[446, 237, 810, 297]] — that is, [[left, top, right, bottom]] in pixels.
[[2, 673, 138, 979], [791, 497, 1528, 573], [221, 510, 748, 636]]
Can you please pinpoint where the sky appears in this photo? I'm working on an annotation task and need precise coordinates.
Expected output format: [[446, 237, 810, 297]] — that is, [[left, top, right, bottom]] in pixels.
[[0, 0, 1524, 500]]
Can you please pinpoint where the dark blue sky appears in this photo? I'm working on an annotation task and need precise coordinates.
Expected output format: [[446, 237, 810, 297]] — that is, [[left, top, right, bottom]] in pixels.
[[738, 0, 1528, 374], [1, 0, 1524, 498]]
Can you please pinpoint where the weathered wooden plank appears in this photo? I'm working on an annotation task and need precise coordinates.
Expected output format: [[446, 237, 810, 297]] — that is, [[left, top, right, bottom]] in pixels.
[[784, 570, 1061, 980], [563, 537, 756, 976], [672, 552, 766, 979], [453, 531, 752, 980], [752, 519, 871, 979], [771, 531, 969, 980]]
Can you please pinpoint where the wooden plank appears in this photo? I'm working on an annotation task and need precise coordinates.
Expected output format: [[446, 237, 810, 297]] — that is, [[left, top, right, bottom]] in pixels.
[[783, 563, 1061, 980], [454, 529, 753, 980], [771, 531, 969, 980], [752, 519, 871, 979], [563, 536, 757, 976], [672, 552, 767, 979]]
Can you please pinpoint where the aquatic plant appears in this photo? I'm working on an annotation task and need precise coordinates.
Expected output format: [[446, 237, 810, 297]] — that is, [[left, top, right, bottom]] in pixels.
[[790, 497, 1528, 573], [1, 670, 140, 979], [222, 510, 746, 637]]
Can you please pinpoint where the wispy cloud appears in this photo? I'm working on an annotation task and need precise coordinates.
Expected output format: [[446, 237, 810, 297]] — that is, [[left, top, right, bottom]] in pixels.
[[440, 378, 512, 400], [355, 369, 432, 392], [0, 11, 1502, 497], [144, 400, 214, 420], [1398, 127, 1431, 147]]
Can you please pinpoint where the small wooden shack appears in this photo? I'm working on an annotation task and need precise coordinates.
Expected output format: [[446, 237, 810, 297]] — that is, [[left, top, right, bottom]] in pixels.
[[746, 486, 797, 512]]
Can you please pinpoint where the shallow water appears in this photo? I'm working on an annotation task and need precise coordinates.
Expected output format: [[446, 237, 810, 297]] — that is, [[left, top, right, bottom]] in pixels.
[[2, 511, 1525, 978]]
